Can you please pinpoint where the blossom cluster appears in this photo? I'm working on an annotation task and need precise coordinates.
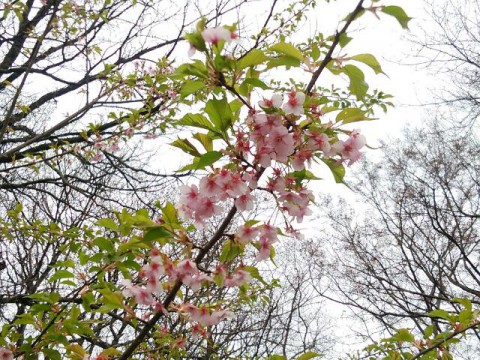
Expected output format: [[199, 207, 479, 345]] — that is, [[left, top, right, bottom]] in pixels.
[[177, 169, 255, 227], [178, 303, 234, 327], [118, 25, 370, 350]]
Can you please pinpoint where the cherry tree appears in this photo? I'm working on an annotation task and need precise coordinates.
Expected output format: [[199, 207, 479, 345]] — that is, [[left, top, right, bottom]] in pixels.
[[0, 0, 424, 359]]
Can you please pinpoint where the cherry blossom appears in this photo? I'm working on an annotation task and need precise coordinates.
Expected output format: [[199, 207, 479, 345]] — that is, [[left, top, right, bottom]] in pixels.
[[236, 225, 259, 244], [201, 27, 235, 45], [0, 348, 12, 360], [282, 89, 305, 115], [258, 94, 283, 109], [332, 131, 366, 165], [122, 280, 154, 305], [234, 191, 255, 211], [224, 268, 251, 287]]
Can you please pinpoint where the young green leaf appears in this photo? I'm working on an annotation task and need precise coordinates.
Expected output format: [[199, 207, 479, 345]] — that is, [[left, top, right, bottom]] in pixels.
[[349, 53, 385, 74], [96, 218, 118, 231], [344, 64, 368, 99], [242, 78, 270, 90], [193, 133, 213, 152], [171, 138, 202, 157], [297, 352, 322, 360], [205, 97, 233, 132], [268, 42, 304, 61], [180, 80, 206, 99], [178, 113, 216, 132], [322, 159, 346, 183], [381, 6, 412, 29], [237, 49, 268, 69], [219, 239, 242, 263], [336, 107, 375, 124], [197, 151, 223, 169]]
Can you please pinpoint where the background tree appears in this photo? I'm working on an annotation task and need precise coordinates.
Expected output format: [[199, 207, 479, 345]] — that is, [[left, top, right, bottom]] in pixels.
[[314, 121, 480, 358], [415, 0, 480, 125]]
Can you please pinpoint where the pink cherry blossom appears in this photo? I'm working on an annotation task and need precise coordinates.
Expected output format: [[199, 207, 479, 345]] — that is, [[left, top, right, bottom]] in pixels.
[[121, 280, 154, 305], [269, 125, 295, 162], [201, 27, 235, 45], [255, 241, 271, 261], [0, 348, 12, 360], [91, 152, 103, 162], [108, 143, 120, 153], [199, 175, 221, 198], [235, 191, 255, 212], [154, 302, 169, 316], [258, 94, 283, 109], [282, 89, 305, 115], [125, 128, 135, 137], [181, 304, 233, 327], [307, 132, 332, 156], [224, 269, 251, 287], [191, 323, 209, 339], [332, 131, 366, 165], [291, 150, 313, 170], [236, 225, 259, 244]]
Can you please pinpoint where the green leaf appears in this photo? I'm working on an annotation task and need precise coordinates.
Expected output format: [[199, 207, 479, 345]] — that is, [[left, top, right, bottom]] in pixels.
[[15, 313, 35, 325], [393, 328, 415, 343], [297, 352, 322, 360], [336, 107, 374, 124], [98, 289, 123, 308], [177, 113, 216, 132], [338, 33, 352, 48], [453, 297, 472, 312], [428, 309, 451, 320], [219, 239, 242, 263], [266, 56, 301, 69], [27, 292, 60, 303], [162, 202, 181, 229], [49, 269, 75, 283], [180, 80, 205, 99], [175, 60, 207, 78], [350, 53, 385, 74], [269, 42, 303, 61], [243, 266, 267, 285], [144, 227, 171, 243], [237, 49, 268, 69], [184, 32, 207, 52], [344, 64, 368, 100], [197, 151, 223, 169], [193, 133, 213, 152], [242, 78, 270, 90], [100, 348, 122, 356], [424, 324, 435, 338], [205, 97, 233, 132], [42, 349, 62, 360], [322, 159, 345, 183], [96, 218, 118, 231], [267, 355, 287, 360], [171, 138, 202, 157], [311, 44, 320, 61], [290, 169, 321, 183], [382, 6, 412, 29], [93, 237, 115, 252], [458, 309, 472, 327]]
